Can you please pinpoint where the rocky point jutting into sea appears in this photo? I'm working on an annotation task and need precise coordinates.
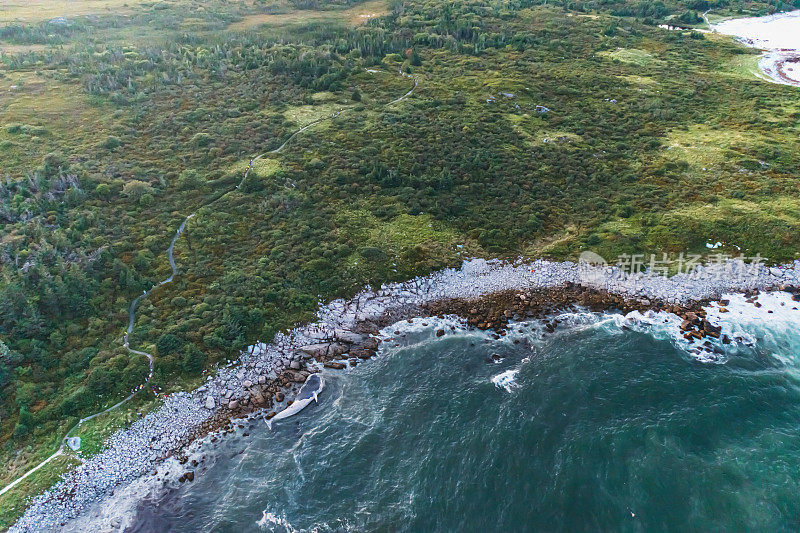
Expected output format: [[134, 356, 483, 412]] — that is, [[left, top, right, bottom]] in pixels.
[[9, 256, 800, 532]]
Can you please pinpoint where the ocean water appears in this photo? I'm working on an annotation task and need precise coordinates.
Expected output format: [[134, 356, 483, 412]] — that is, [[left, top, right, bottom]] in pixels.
[[127, 297, 800, 532], [714, 10, 800, 50]]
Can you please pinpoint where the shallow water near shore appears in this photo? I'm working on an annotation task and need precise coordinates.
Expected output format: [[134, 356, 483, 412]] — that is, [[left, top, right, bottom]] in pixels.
[[124, 297, 800, 532], [714, 10, 800, 85], [714, 10, 800, 50]]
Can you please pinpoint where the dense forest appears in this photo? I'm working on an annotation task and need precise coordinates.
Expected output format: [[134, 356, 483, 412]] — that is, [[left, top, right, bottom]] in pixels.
[[1, 0, 799, 524]]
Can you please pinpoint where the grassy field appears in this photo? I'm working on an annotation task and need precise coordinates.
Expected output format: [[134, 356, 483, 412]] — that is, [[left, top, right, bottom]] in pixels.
[[283, 102, 344, 125], [68, 395, 160, 457], [663, 124, 772, 170], [229, 0, 389, 30], [0, 71, 118, 177], [598, 47, 662, 66], [0, 0, 148, 22], [0, 454, 80, 531]]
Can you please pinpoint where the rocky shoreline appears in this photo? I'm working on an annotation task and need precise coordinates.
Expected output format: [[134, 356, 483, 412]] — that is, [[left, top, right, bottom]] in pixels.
[[10, 257, 800, 532], [713, 9, 800, 87], [761, 52, 800, 87]]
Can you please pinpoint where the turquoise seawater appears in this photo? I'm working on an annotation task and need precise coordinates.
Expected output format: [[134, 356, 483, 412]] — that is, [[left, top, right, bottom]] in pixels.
[[129, 310, 800, 532]]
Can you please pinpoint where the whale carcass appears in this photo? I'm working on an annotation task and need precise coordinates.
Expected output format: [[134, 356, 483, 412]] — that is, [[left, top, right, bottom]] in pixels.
[[266, 373, 325, 429]]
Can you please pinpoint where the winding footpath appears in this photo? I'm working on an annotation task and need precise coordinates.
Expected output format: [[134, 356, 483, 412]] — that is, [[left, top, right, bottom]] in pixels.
[[388, 66, 418, 105], [236, 114, 336, 190], [0, 212, 196, 498], [0, 67, 418, 504], [236, 67, 416, 191], [11, 87, 800, 531]]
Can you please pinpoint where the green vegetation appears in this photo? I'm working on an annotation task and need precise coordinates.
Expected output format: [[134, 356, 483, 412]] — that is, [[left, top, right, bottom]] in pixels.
[[1, 0, 800, 526], [0, 454, 80, 531], [599, 47, 660, 66], [68, 394, 160, 458]]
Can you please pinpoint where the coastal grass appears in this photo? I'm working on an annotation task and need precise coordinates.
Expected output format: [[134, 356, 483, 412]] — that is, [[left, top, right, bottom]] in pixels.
[[0, 0, 147, 22], [618, 74, 660, 87], [584, 197, 800, 262], [598, 47, 661, 66], [311, 91, 338, 102], [0, 455, 80, 531], [228, 158, 281, 179], [724, 53, 772, 82], [521, 128, 583, 148], [227, 0, 389, 31], [337, 209, 471, 272], [0, 72, 118, 176], [249, 159, 281, 179], [662, 124, 767, 171], [283, 103, 343, 127], [651, 198, 800, 258], [70, 394, 159, 458], [1, 428, 66, 488], [0, 43, 49, 54]]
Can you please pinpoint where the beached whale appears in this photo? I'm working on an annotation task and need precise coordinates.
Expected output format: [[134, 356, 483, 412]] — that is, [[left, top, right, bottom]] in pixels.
[[267, 373, 325, 429]]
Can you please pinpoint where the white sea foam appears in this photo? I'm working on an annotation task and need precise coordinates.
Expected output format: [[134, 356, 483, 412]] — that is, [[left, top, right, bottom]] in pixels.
[[492, 369, 520, 392], [704, 292, 800, 366], [383, 293, 800, 395], [11, 256, 800, 532], [495, 297, 800, 366], [257, 510, 298, 532], [542, 308, 727, 364], [533, 292, 800, 366], [59, 294, 800, 531]]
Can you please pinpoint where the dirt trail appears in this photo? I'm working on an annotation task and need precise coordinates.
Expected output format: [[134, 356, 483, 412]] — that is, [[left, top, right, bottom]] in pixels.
[[0, 68, 418, 499]]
